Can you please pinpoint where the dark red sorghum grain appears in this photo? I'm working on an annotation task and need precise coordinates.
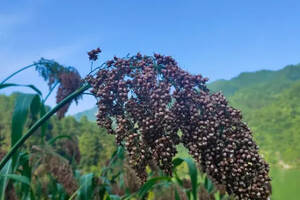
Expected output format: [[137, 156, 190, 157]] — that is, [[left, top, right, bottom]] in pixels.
[[56, 70, 82, 118], [87, 53, 271, 200], [88, 48, 102, 61]]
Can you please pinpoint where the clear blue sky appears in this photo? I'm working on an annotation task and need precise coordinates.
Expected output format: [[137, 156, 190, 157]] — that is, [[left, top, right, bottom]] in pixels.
[[1, 0, 300, 114]]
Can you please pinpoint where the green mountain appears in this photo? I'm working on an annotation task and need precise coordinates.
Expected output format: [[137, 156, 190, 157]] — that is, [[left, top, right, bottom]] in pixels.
[[74, 107, 97, 121], [74, 64, 300, 166]]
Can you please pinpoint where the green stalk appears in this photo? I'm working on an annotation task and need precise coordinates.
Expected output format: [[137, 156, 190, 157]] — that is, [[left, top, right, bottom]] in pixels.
[[0, 84, 91, 170], [0, 61, 51, 84], [0, 64, 35, 84], [42, 81, 59, 103]]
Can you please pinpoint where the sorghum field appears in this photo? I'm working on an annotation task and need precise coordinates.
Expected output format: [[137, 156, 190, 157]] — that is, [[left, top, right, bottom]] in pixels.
[[0, 50, 272, 199]]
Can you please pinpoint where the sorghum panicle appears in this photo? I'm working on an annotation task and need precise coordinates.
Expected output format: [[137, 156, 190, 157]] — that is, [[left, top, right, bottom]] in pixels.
[[56, 71, 82, 118], [88, 53, 271, 200]]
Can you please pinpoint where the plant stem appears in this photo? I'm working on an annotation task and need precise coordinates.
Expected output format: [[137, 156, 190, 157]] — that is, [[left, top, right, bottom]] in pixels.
[[0, 84, 91, 170], [42, 81, 59, 103], [0, 64, 35, 84]]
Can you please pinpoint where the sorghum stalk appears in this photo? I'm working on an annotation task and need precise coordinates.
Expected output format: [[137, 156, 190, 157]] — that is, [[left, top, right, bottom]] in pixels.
[[0, 64, 35, 84]]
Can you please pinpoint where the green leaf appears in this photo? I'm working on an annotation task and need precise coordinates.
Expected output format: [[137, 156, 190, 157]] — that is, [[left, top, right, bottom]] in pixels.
[[1, 174, 30, 185], [77, 173, 94, 200], [175, 188, 181, 200], [11, 94, 41, 146], [214, 191, 221, 200], [173, 158, 198, 200], [204, 176, 214, 193], [172, 157, 184, 169], [183, 158, 198, 200], [11, 94, 41, 166], [0, 83, 42, 96], [56, 183, 67, 200], [102, 146, 125, 176], [110, 172, 121, 183], [98, 185, 108, 200], [138, 176, 171, 198], [74, 170, 81, 181], [174, 172, 184, 187], [0, 84, 90, 171], [33, 177, 43, 199], [0, 159, 12, 200], [185, 190, 192, 200], [18, 153, 32, 199]]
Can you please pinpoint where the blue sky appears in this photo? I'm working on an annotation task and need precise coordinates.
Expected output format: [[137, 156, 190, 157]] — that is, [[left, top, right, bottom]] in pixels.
[[1, 0, 300, 114]]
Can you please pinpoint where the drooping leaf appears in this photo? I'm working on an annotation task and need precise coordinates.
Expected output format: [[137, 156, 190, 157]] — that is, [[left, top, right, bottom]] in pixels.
[[138, 176, 171, 198], [172, 157, 184, 169], [0, 83, 42, 96]]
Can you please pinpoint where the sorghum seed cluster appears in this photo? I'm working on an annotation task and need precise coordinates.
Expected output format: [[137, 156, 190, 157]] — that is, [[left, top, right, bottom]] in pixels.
[[87, 53, 271, 199], [88, 48, 102, 61], [35, 58, 82, 118], [56, 70, 82, 118], [46, 155, 78, 195]]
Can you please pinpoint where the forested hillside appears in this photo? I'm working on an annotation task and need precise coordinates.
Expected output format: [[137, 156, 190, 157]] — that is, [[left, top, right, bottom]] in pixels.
[[75, 64, 300, 167]]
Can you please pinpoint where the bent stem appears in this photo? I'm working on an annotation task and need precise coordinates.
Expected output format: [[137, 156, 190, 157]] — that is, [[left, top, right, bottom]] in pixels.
[[42, 81, 59, 103], [1, 64, 35, 84], [0, 61, 52, 84], [0, 84, 91, 170]]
